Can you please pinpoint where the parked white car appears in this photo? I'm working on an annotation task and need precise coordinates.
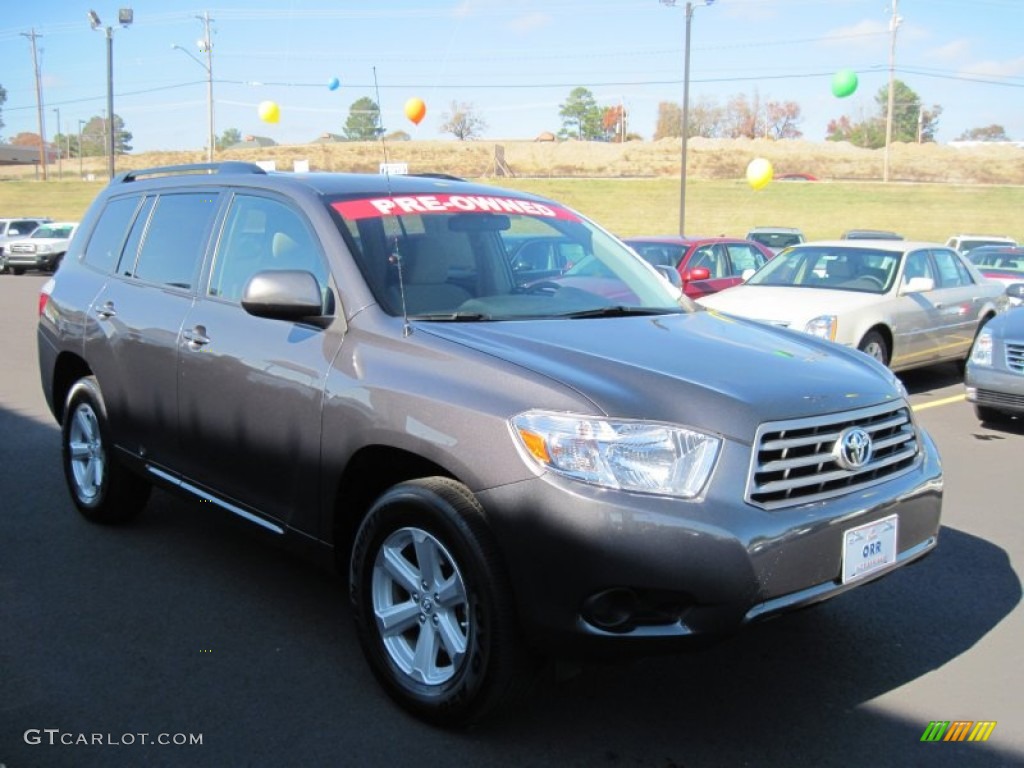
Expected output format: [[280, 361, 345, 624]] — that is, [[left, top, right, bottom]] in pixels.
[[698, 240, 1007, 372], [946, 233, 1016, 255], [1, 221, 78, 274]]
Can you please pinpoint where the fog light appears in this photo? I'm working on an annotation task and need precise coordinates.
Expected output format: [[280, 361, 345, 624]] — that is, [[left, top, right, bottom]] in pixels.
[[582, 588, 638, 632]]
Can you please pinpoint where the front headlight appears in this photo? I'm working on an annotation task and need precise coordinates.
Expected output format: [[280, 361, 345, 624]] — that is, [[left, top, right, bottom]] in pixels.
[[804, 315, 837, 341], [36, 244, 53, 254], [511, 410, 720, 498], [970, 327, 994, 367]]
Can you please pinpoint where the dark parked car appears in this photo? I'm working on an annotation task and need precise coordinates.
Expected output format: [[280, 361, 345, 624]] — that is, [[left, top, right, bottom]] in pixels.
[[38, 163, 943, 726], [965, 287, 1024, 423], [623, 236, 774, 298]]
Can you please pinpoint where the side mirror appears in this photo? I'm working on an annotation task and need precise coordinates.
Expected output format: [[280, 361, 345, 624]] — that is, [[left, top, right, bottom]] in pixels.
[[741, 268, 756, 282], [241, 270, 325, 322], [900, 276, 934, 294], [684, 266, 711, 282], [1006, 283, 1024, 300], [654, 264, 682, 288]]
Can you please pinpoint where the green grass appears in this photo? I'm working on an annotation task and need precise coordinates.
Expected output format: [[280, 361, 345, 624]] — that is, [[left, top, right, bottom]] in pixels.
[[488, 178, 1024, 243], [4, 177, 1023, 244]]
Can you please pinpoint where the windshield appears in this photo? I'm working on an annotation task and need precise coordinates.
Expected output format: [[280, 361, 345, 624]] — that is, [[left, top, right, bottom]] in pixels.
[[329, 192, 687, 320], [968, 248, 1024, 273], [33, 225, 74, 239], [749, 232, 802, 249], [746, 245, 901, 294]]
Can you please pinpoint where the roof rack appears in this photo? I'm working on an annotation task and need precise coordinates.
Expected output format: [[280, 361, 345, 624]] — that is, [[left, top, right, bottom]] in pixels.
[[113, 162, 268, 184]]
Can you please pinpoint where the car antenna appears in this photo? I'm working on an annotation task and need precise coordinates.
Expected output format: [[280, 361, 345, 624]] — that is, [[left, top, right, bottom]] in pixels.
[[374, 65, 412, 337]]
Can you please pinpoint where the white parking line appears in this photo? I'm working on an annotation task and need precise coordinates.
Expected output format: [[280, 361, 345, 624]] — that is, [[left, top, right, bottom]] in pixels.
[[911, 394, 966, 412]]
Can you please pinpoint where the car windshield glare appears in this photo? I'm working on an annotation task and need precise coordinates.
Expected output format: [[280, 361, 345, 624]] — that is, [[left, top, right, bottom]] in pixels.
[[746, 246, 899, 293], [329, 194, 686, 320]]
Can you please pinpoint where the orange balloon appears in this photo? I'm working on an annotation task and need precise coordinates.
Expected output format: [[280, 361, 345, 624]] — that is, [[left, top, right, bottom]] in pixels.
[[404, 97, 426, 126]]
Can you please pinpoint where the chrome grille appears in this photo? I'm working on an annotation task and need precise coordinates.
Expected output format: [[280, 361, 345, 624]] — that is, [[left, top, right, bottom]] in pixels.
[[10, 243, 35, 253], [1006, 340, 1024, 373], [747, 401, 920, 509]]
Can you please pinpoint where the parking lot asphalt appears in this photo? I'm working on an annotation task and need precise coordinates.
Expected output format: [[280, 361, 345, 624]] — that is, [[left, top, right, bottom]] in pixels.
[[1, 274, 1021, 767]]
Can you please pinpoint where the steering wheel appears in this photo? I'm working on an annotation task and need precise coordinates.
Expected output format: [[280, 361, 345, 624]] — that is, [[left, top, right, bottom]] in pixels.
[[524, 281, 562, 295], [856, 275, 885, 290]]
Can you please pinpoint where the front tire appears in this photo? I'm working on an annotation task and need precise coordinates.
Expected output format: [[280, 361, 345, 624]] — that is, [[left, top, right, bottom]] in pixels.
[[349, 478, 534, 727], [858, 330, 890, 366], [975, 405, 1013, 425], [62, 376, 151, 523]]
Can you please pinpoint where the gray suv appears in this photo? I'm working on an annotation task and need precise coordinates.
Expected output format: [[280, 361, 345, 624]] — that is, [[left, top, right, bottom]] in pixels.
[[38, 163, 943, 726]]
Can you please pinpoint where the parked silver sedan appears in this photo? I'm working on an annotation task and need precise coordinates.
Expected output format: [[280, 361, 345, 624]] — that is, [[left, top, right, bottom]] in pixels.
[[965, 286, 1024, 423], [699, 240, 1007, 372]]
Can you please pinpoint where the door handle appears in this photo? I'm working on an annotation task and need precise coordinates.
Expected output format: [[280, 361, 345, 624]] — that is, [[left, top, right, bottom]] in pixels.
[[183, 326, 211, 348], [95, 302, 116, 319]]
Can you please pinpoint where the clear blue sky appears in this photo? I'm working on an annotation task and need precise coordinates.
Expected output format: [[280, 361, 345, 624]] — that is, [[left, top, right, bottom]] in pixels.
[[1, 0, 1021, 152]]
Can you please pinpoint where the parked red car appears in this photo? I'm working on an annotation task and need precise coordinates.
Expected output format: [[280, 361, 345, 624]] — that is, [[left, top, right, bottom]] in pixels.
[[622, 236, 775, 299]]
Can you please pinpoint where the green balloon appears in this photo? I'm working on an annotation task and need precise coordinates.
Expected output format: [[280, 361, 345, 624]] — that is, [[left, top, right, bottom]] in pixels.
[[831, 69, 858, 98]]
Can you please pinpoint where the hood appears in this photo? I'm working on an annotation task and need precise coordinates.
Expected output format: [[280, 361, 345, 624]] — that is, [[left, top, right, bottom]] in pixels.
[[416, 310, 902, 443], [699, 285, 883, 328]]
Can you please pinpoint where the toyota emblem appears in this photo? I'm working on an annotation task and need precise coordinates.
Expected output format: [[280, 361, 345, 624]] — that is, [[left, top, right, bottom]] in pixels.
[[833, 427, 873, 470]]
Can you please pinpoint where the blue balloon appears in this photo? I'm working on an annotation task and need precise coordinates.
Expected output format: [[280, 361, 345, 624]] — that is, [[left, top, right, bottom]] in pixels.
[[328, 77, 340, 91]]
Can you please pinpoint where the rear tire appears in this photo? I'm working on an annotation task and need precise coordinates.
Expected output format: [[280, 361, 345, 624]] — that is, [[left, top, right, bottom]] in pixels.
[[62, 376, 151, 524], [349, 477, 536, 727], [12, 267, 24, 276], [858, 330, 890, 366]]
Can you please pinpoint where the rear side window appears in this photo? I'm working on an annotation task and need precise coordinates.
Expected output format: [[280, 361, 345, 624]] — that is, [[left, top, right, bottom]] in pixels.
[[131, 193, 219, 290], [83, 197, 142, 273]]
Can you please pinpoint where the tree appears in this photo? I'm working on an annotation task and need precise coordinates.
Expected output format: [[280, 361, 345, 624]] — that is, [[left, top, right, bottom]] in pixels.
[[74, 114, 132, 156], [11, 132, 42, 147], [558, 87, 603, 140], [765, 100, 803, 140], [601, 105, 627, 143], [653, 102, 681, 140], [216, 128, 242, 150], [384, 130, 411, 141], [343, 97, 381, 141], [956, 124, 1010, 142], [826, 79, 940, 147], [440, 101, 487, 140]]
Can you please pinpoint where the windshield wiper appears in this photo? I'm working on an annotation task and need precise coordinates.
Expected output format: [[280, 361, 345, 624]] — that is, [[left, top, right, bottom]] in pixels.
[[559, 306, 679, 319], [410, 311, 492, 322]]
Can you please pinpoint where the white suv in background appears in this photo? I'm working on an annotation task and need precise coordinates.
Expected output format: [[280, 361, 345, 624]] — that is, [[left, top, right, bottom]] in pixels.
[[0, 217, 52, 273], [1, 221, 78, 274], [946, 233, 1017, 255]]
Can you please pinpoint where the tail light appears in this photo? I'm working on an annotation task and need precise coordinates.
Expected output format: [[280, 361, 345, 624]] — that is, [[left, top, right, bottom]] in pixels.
[[38, 277, 55, 317]]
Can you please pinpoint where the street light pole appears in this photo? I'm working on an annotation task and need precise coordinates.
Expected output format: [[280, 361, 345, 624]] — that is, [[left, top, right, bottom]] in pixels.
[[53, 107, 63, 179], [173, 12, 216, 164], [89, 8, 133, 179], [663, 0, 714, 236], [882, 0, 901, 183], [78, 119, 86, 178]]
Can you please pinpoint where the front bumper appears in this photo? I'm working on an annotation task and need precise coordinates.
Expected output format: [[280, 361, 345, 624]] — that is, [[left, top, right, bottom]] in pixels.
[[478, 429, 943, 657], [3, 251, 51, 270], [965, 365, 1024, 415]]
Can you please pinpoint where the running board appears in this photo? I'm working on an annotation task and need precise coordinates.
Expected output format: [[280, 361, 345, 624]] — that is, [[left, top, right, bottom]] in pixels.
[[146, 466, 285, 535]]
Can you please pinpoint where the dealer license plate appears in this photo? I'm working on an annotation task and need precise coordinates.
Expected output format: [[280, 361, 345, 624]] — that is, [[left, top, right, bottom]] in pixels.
[[842, 514, 898, 584]]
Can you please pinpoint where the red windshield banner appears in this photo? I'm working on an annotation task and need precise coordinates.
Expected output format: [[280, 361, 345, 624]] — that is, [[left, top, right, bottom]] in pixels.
[[332, 194, 580, 222]]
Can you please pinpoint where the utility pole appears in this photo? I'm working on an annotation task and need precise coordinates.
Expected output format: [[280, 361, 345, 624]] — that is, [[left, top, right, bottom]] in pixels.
[[883, 0, 901, 183], [21, 29, 48, 181], [200, 11, 215, 162]]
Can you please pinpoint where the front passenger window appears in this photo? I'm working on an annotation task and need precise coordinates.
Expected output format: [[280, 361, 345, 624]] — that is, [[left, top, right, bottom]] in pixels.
[[209, 195, 329, 306]]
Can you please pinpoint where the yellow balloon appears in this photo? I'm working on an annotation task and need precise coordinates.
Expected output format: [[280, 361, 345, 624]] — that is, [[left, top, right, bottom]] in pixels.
[[258, 100, 280, 124], [746, 158, 773, 190], [404, 97, 426, 126]]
